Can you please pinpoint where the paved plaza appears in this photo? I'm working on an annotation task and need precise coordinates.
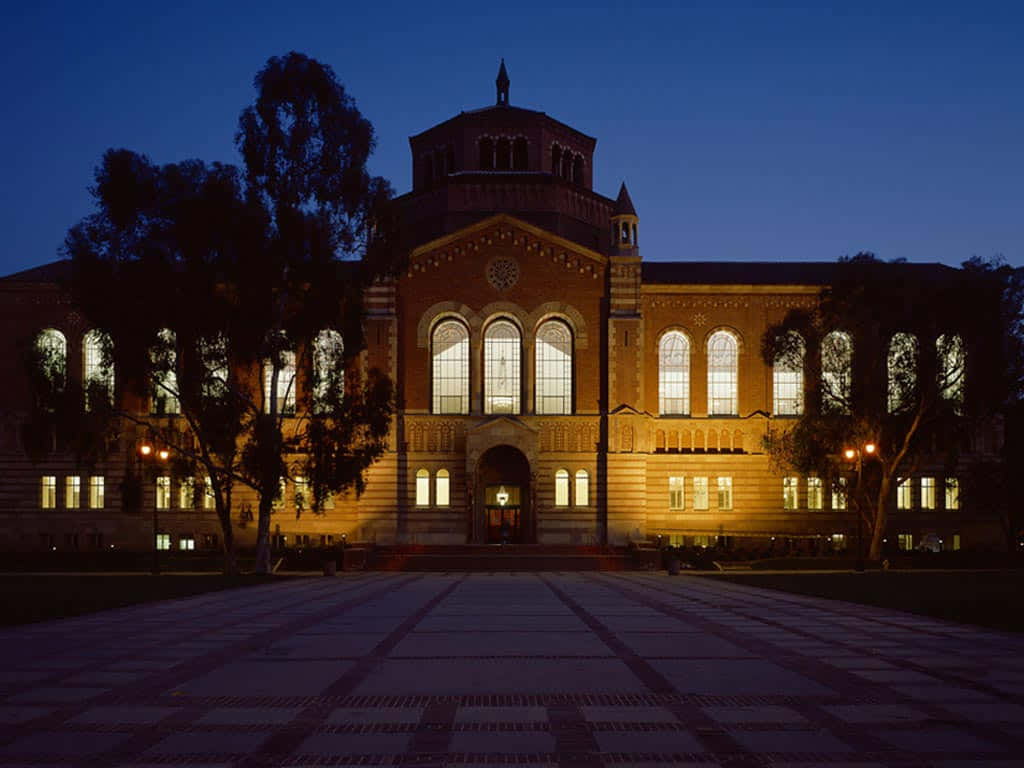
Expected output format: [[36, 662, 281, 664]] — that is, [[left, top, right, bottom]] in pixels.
[[1, 572, 1022, 767]]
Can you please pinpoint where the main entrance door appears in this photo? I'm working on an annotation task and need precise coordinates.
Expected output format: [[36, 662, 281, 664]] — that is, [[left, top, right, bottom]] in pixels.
[[476, 445, 532, 544]]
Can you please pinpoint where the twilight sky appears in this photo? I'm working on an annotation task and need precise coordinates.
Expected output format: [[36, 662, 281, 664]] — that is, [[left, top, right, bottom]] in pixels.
[[2, 0, 1022, 277]]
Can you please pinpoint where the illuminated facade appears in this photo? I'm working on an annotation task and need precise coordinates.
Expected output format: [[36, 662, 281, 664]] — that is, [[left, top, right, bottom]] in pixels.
[[0, 66, 1004, 553]]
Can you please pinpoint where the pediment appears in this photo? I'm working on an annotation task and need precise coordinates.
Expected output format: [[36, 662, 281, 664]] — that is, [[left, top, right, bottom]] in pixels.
[[466, 415, 539, 437]]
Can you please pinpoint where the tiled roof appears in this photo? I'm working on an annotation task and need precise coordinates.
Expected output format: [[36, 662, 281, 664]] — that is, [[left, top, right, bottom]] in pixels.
[[0, 260, 72, 283]]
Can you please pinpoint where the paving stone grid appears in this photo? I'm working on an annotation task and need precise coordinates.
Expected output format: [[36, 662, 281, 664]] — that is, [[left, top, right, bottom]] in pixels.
[[1, 573, 1023, 768]]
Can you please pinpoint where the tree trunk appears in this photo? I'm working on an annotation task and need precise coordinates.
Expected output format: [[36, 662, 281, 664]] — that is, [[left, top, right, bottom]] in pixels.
[[253, 494, 274, 574], [868, 474, 892, 561], [216, 490, 238, 576]]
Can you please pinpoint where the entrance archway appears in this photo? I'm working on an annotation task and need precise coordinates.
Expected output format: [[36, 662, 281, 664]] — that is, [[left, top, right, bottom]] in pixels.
[[476, 445, 532, 544]]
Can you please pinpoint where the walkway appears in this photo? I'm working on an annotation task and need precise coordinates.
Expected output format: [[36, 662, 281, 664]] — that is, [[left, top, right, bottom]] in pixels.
[[1, 572, 1022, 766]]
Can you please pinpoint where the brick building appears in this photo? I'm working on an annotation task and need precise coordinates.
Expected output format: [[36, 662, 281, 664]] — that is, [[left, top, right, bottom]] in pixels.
[[0, 65, 1003, 554]]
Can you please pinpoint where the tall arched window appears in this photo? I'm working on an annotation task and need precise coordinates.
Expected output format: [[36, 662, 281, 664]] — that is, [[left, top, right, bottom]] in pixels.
[[658, 331, 690, 415], [707, 331, 738, 416], [313, 329, 344, 410], [83, 329, 114, 410], [415, 468, 429, 506], [263, 333, 296, 415], [554, 469, 570, 507], [151, 328, 180, 415], [35, 328, 67, 392], [496, 137, 511, 170], [821, 331, 852, 414], [484, 319, 521, 414], [479, 138, 494, 170], [535, 319, 572, 414], [937, 334, 965, 413], [435, 469, 450, 507], [432, 320, 469, 414], [575, 469, 589, 507], [772, 331, 804, 416], [887, 332, 919, 413]]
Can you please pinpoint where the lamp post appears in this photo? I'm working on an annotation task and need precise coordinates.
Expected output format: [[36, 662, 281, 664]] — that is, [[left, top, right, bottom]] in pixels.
[[139, 441, 169, 575], [842, 442, 876, 572]]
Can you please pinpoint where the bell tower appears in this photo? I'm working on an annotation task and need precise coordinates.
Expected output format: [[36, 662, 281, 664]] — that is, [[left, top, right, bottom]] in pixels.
[[611, 182, 638, 254]]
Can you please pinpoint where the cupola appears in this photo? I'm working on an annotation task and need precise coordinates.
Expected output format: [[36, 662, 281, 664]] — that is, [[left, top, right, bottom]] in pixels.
[[611, 182, 638, 253]]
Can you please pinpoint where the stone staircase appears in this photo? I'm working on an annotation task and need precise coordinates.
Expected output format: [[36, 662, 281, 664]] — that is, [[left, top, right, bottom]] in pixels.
[[352, 544, 644, 571]]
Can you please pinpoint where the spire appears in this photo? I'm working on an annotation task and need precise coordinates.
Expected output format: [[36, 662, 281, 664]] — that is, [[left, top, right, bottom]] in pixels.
[[496, 58, 510, 106], [613, 182, 637, 216]]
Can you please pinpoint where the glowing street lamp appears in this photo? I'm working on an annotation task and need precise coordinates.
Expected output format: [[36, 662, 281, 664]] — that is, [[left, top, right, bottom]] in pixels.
[[842, 442, 878, 572]]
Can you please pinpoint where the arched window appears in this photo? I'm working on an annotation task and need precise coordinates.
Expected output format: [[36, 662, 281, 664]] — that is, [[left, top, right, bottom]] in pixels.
[[772, 332, 804, 416], [199, 334, 228, 399], [435, 469, 450, 507], [658, 331, 690, 415], [551, 144, 561, 175], [575, 469, 589, 507], [937, 334, 965, 413], [821, 331, 852, 414], [707, 331, 738, 416], [554, 469, 570, 507], [83, 329, 113, 409], [535, 319, 572, 414], [484, 319, 521, 414], [561, 152, 571, 179], [479, 137, 494, 170], [35, 328, 67, 391], [313, 329, 344, 410], [263, 333, 296, 415], [415, 468, 429, 506], [513, 137, 528, 170], [496, 137, 511, 170], [573, 155, 583, 183], [151, 328, 180, 415], [432, 320, 469, 414], [887, 332, 919, 413]]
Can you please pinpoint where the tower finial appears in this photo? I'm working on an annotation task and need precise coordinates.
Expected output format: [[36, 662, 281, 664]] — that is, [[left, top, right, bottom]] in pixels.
[[496, 58, 510, 106]]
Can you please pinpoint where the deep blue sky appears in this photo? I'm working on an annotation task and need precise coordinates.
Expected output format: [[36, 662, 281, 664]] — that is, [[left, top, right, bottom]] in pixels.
[[3, 1, 1022, 277]]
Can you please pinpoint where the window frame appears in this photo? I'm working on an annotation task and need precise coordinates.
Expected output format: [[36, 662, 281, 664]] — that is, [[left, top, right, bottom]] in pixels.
[[658, 331, 690, 416], [574, 469, 589, 507], [484, 318, 522, 415], [535, 319, 573, 415], [707, 331, 738, 416], [554, 469, 570, 507], [436, 469, 450, 507], [415, 468, 430, 507], [431, 319, 470, 415], [668, 476, 685, 511]]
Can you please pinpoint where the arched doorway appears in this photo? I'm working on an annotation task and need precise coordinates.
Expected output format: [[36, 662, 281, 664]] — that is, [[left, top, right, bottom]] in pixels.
[[476, 445, 532, 544]]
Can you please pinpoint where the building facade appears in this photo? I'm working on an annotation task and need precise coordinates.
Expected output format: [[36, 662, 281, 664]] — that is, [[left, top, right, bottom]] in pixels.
[[0, 68, 1004, 553]]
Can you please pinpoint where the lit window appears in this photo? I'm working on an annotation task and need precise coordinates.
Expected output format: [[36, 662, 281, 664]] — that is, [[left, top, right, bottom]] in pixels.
[[897, 533, 914, 551], [832, 476, 848, 510], [807, 477, 823, 510], [35, 329, 67, 392], [669, 476, 684, 510], [436, 469, 450, 507], [65, 476, 81, 509], [150, 328, 180, 415], [783, 477, 799, 510], [313, 329, 344, 410], [658, 331, 690, 415], [155, 533, 171, 551], [415, 468, 430, 506], [937, 334, 965, 413], [199, 334, 229, 399], [772, 332, 804, 415], [693, 477, 709, 510], [294, 477, 309, 512], [180, 478, 195, 509], [952, 533, 961, 550], [535, 320, 572, 414], [831, 533, 847, 551], [203, 476, 216, 510], [156, 476, 171, 510], [178, 536, 195, 551], [432, 320, 469, 414], [887, 332, 919, 413], [555, 469, 570, 507], [945, 478, 960, 510], [920, 477, 936, 510], [263, 348, 297, 415], [89, 476, 105, 509], [273, 477, 287, 510], [484, 319, 521, 414], [897, 478, 912, 510], [717, 477, 733, 510], [821, 331, 852, 414], [41, 476, 56, 509], [575, 469, 589, 507], [707, 331, 738, 416], [83, 329, 114, 409]]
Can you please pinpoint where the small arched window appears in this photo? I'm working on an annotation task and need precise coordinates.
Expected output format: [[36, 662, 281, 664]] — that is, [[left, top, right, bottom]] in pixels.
[[313, 329, 344, 410], [554, 469, 570, 507], [887, 332, 919, 413], [575, 469, 589, 507], [707, 330, 738, 416], [937, 334, 965, 413], [479, 137, 494, 170], [432, 320, 469, 414], [35, 328, 67, 392], [551, 144, 561, 175], [513, 137, 528, 170], [821, 330, 852, 414], [658, 331, 690, 415], [496, 137, 511, 170], [151, 328, 180, 415], [415, 468, 429, 506], [535, 319, 572, 414], [573, 155, 583, 183], [772, 332, 804, 416], [484, 319, 521, 415], [435, 469, 450, 507], [83, 329, 114, 410]]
